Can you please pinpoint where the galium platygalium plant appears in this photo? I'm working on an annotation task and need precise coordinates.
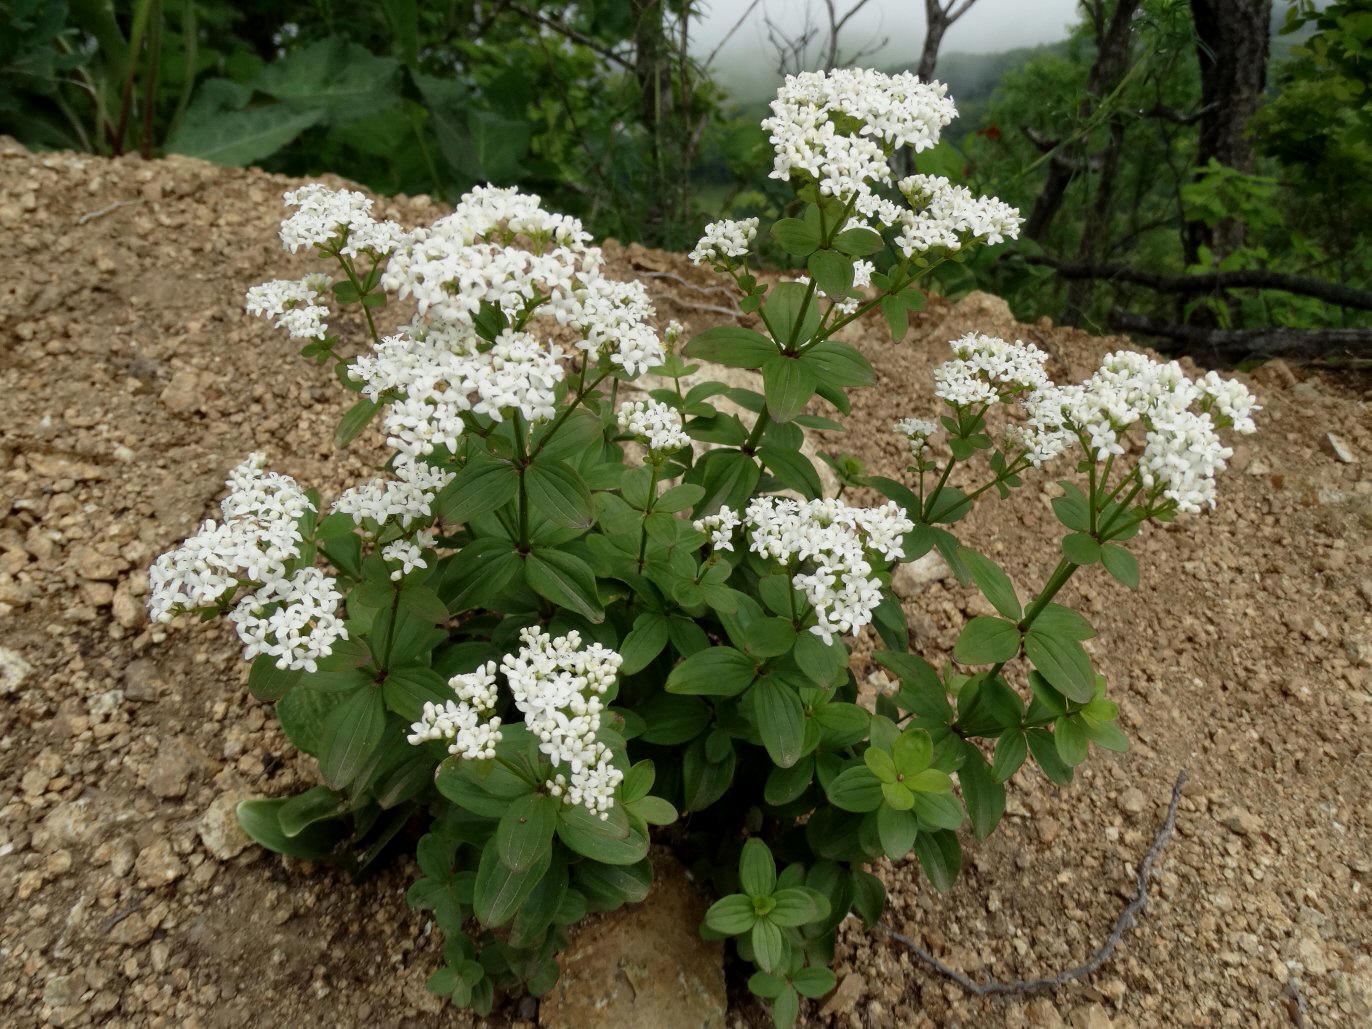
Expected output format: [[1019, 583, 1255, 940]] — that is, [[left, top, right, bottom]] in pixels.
[[146, 67, 1257, 1025]]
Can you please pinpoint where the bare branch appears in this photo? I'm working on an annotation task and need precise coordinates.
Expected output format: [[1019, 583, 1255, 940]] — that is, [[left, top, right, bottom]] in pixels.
[[507, 3, 634, 70], [1019, 254, 1372, 311], [879, 772, 1189, 996], [705, 0, 765, 67], [1109, 310, 1372, 360]]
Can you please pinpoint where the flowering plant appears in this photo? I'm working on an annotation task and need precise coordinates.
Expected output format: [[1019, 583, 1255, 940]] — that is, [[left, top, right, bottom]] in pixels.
[[148, 68, 1256, 1024]]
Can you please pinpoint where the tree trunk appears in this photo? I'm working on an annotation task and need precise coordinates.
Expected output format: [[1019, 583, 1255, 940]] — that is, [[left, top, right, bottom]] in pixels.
[[1183, 0, 1272, 265], [917, 2, 948, 81]]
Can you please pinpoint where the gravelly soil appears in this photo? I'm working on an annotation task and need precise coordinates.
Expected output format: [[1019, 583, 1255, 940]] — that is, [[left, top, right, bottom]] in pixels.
[[1, 140, 1369, 1029]]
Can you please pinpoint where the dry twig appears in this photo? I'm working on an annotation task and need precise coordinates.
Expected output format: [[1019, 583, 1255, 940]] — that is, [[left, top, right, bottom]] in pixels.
[[879, 770, 1189, 996], [77, 199, 144, 225]]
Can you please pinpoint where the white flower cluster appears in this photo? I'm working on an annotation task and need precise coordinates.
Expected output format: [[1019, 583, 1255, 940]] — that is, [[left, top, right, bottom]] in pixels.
[[407, 661, 503, 761], [245, 274, 332, 339], [893, 417, 939, 455], [720, 496, 914, 643], [382, 532, 433, 581], [350, 324, 565, 458], [502, 628, 624, 817], [979, 344, 1261, 513], [332, 457, 454, 528], [689, 218, 759, 267], [278, 183, 407, 256], [251, 183, 664, 463], [693, 507, 741, 551], [895, 175, 1023, 255], [934, 332, 1051, 408], [407, 628, 627, 818], [762, 69, 955, 203], [617, 398, 689, 455], [147, 454, 347, 671]]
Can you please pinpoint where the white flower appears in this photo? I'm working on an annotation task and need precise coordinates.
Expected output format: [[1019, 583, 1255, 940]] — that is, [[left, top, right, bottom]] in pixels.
[[382, 539, 428, 581], [407, 628, 627, 818], [894, 417, 939, 454], [1139, 408, 1232, 513], [693, 507, 740, 551], [741, 496, 912, 644], [408, 662, 504, 760], [147, 454, 314, 623], [933, 333, 1050, 408], [1196, 371, 1259, 434], [332, 456, 454, 528], [279, 184, 374, 253], [244, 274, 332, 339], [618, 398, 689, 455], [689, 218, 758, 266], [895, 175, 1022, 255], [226, 567, 347, 673]]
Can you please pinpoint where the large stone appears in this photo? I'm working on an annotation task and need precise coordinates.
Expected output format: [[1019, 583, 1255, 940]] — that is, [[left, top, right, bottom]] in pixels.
[[892, 550, 953, 599], [0, 646, 33, 695], [540, 849, 725, 1029], [197, 792, 251, 860]]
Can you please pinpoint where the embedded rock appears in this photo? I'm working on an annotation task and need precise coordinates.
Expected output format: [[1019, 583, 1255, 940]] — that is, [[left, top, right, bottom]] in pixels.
[[540, 850, 725, 1029]]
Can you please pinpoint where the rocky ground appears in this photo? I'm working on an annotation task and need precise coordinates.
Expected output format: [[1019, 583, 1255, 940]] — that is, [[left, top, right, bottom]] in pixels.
[[0, 141, 1369, 1029]]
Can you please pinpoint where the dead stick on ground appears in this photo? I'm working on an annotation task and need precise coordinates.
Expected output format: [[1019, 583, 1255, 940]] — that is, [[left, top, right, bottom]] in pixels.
[[77, 199, 144, 225], [878, 770, 1189, 996]]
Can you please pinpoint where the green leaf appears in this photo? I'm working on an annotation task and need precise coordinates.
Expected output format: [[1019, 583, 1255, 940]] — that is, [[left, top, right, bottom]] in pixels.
[[793, 632, 849, 686], [764, 757, 814, 806], [762, 356, 818, 422], [685, 326, 778, 369], [800, 341, 876, 387], [525, 461, 594, 530], [877, 804, 919, 859], [913, 829, 961, 891], [740, 618, 798, 659], [1062, 533, 1102, 565], [833, 226, 884, 255], [792, 966, 838, 999], [849, 869, 885, 927], [992, 729, 1028, 782], [689, 449, 761, 517], [236, 797, 345, 860], [666, 646, 757, 697], [881, 295, 908, 341], [318, 688, 386, 790], [771, 218, 821, 256], [382, 665, 449, 722], [556, 804, 649, 865], [435, 459, 518, 525], [751, 919, 785, 972], [864, 747, 897, 783], [758, 445, 822, 498], [826, 765, 884, 812], [808, 249, 855, 298], [704, 893, 755, 935], [751, 677, 801, 768], [277, 786, 346, 838], [248, 655, 301, 702], [958, 749, 1005, 840], [682, 734, 736, 811], [525, 549, 603, 623], [619, 612, 669, 674], [748, 971, 787, 999], [636, 693, 712, 745], [772, 985, 800, 1029], [761, 281, 822, 348], [913, 790, 964, 831], [739, 837, 777, 897], [769, 886, 828, 927], [1100, 544, 1139, 588], [496, 793, 558, 873], [166, 105, 323, 165], [335, 398, 380, 447], [954, 617, 1021, 664], [1024, 628, 1095, 702], [959, 548, 1022, 620], [275, 687, 337, 756], [1026, 727, 1074, 786], [1055, 715, 1090, 767], [473, 838, 549, 927]]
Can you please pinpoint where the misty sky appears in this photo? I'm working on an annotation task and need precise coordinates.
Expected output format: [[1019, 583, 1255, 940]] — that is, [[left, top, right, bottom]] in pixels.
[[693, 0, 1082, 96]]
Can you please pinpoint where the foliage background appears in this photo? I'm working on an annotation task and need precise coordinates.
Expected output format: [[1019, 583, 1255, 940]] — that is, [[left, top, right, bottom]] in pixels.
[[3, 0, 1370, 357]]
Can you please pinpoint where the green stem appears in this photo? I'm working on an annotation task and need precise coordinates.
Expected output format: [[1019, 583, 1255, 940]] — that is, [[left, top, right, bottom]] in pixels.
[[981, 558, 1080, 687], [526, 368, 608, 462], [513, 415, 530, 550], [636, 463, 660, 571], [337, 253, 382, 345], [922, 456, 958, 521], [926, 457, 1029, 523], [379, 585, 403, 672]]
